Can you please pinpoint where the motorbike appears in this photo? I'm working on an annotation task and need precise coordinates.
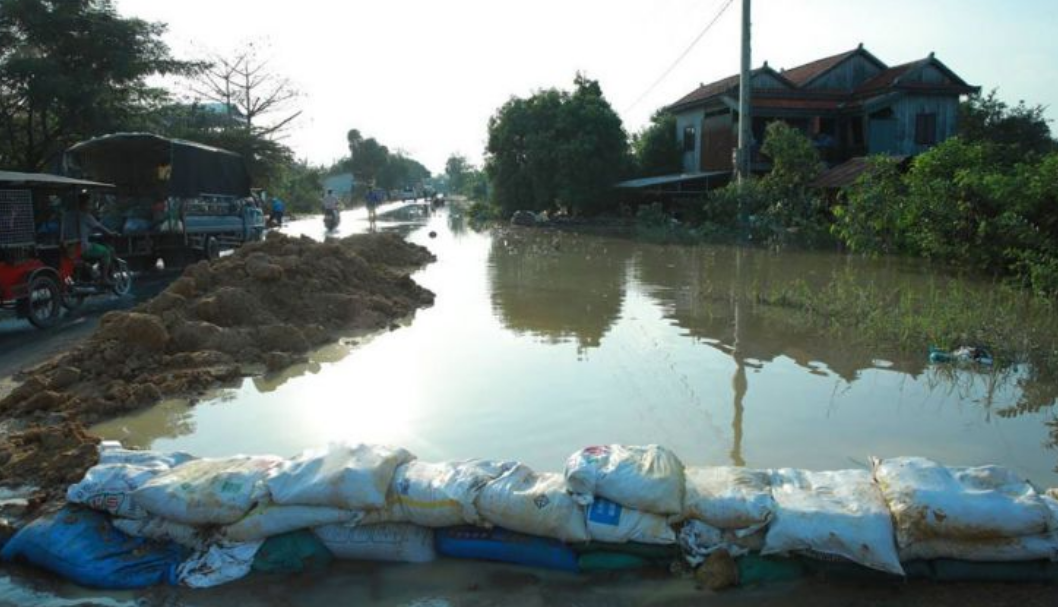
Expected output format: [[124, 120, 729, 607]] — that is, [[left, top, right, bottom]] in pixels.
[[324, 208, 341, 231], [62, 241, 133, 311]]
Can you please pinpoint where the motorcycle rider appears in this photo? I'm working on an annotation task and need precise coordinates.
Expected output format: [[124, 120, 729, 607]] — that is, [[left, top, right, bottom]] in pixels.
[[76, 191, 118, 283], [322, 189, 340, 226]]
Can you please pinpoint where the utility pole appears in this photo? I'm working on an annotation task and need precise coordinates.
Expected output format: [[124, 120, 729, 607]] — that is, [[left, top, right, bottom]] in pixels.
[[736, 0, 753, 184]]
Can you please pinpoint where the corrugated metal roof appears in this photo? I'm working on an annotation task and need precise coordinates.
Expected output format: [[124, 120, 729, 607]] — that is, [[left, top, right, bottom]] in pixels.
[[0, 171, 114, 189], [811, 156, 908, 190]]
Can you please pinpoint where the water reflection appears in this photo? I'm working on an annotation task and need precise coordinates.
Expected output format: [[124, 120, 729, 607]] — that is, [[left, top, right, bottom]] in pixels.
[[90, 209, 1058, 486], [489, 230, 631, 351]]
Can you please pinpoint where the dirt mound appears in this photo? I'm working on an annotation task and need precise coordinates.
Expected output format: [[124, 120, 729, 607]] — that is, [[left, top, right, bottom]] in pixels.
[[0, 232, 435, 434], [0, 423, 100, 500]]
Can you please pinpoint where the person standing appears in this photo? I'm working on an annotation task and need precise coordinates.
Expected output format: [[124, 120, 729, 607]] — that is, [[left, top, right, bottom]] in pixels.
[[270, 196, 285, 227]]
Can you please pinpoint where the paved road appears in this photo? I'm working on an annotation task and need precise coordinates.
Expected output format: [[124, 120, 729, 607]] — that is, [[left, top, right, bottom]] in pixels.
[[0, 270, 178, 383]]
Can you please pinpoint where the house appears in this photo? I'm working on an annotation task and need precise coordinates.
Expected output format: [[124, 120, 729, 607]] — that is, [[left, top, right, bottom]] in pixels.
[[668, 44, 979, 175], [323, 172, 356, 202]]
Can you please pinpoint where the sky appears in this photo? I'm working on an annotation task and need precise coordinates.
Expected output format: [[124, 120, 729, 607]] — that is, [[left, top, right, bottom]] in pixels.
[[117, 0, 1058, 174]]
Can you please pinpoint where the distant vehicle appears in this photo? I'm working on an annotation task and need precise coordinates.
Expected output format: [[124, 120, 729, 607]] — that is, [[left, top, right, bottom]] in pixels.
[[0, 171, 132, 329], [63, 133, 265, 270]]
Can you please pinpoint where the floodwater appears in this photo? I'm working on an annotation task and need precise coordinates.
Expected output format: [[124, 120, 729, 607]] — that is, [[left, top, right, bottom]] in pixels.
[[91, 204, 1058, 489]]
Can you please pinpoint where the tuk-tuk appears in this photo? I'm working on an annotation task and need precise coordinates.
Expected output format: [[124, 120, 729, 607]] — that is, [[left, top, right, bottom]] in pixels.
[[0, 171, 130, 328]]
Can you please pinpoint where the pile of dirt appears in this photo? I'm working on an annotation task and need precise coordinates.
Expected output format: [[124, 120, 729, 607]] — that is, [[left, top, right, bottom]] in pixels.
[[0, 232, 435, 430], [0, 422, 99, 501]]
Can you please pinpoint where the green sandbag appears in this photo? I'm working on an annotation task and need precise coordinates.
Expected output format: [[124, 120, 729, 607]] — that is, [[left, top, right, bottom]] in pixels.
[[252, 530, 334, 575], [578, 552, 652, 572], [571, 541, 680, 561], [736, 554, 807, 585]]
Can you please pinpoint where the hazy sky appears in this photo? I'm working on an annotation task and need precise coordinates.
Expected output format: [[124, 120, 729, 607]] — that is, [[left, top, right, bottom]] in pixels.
[[118, 0, 1057, 174]]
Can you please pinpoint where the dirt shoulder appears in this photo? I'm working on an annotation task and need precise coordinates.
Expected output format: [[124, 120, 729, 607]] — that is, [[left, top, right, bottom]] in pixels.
[[0, 231, 435, 502]]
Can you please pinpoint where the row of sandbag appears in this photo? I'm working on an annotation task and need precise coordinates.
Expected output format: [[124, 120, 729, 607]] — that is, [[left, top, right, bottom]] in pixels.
[[19, 441, 1058, 586]]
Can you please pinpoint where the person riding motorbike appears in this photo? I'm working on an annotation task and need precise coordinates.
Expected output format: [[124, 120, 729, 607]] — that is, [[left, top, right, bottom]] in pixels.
[[76, 192, 118, 283], [322, 189, 340, 227]]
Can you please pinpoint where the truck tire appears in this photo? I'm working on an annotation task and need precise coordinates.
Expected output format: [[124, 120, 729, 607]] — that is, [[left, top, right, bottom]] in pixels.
[[22, 274, 62, 329], [203, 236, 221, 262]]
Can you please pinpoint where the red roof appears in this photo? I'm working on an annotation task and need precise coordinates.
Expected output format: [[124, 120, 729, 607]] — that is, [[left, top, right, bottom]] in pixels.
[[780, 49, 859, 86], [670, 73, 740, 109], [855, 61, 917, 95]]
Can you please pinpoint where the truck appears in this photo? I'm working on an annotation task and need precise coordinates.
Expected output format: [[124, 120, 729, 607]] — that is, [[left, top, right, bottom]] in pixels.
[[63, 133, 265, 270]]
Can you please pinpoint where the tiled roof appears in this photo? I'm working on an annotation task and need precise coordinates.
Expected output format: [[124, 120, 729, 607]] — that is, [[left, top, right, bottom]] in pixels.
[[670, 73, 741, 109], [752, 98, 844, 111], [855, 61, 919, 95], [780, 49, 859, 86]]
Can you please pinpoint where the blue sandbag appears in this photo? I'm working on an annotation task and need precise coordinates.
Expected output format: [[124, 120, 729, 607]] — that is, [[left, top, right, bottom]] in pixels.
[[435, 526, 579, 573], [0, 506, 186, 589]]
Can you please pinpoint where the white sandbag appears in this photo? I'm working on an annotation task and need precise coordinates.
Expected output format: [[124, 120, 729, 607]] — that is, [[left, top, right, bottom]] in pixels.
[[266, 443, 415, 510], [764, 469, 904, 576], [565, 445, 685, 515], [362, 460, 517, 528], [682, 466, 774, 530], [585, 498, 675, 545], [476, 464, 590, 543], [97, 443, 194, 469], [177, 541, 264, 588], [134, 456, 282, 525], [313, 524, 435, 563], [222, 500, 362, 543], [873, 457, 1051, 546], [898, 534, 1058, 562], [66, 464, 163, 519], [898, 494, 1058, 562], [112, 517, 212, 551]]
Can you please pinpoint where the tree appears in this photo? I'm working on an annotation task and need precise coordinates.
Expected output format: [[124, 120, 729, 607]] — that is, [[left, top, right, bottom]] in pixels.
[[346, 130, 390, 186], [959, 89, 1056, 160], [485, 74, 630, 217], [0, 0, 198, 170], [633, 111, 682, 177], [191, 43, 301, 138], [445, 154, 470, 193]]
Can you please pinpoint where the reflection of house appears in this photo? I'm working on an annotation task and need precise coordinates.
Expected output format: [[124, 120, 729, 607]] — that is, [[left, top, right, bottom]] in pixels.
[[668, 45, 978, 174]]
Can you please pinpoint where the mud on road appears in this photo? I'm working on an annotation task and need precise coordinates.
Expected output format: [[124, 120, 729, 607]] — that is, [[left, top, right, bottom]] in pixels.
[[0, 231, 435, 500]]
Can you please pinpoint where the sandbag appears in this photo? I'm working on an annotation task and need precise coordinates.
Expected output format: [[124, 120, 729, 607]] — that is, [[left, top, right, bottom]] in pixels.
[[897, 495, 1058, 562], [313, 523, 435, 563], [764, 469, 903, 576], [678, 520, 764, 565], [252, 531, 334, 574], [898, 534, 1058, 562], [112, 517, 211, 551], [873, 457, 1051, 546], [0, 506, 185, 589], [585, 498, 675, 545], [362, 460, 516, 527], [435, 526, 579, 573], [476, 464, 589, 543], [222, 500, 361, 542], [134, 456, 282, 525], [266, 443, 415, 510], [97, 442, 194, 469], [177, 541, 263, 588], [682, 466, 774, 530], [66, 463, 164, 520], [565, 445, 685, 515]]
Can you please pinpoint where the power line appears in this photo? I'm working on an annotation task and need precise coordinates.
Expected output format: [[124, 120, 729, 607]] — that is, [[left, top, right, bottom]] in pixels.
[[624, 0, 737, 114]]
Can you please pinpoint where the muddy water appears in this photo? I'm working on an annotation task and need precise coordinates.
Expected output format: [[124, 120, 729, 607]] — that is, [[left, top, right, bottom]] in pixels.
[[90, 205, 1058, 488]]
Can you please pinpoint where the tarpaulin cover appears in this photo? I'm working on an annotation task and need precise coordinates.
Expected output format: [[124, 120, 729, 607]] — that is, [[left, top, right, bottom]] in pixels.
[[66, 133, 250, 198]]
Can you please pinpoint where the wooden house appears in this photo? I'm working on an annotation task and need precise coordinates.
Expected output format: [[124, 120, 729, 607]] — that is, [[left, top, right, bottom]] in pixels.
[[668, 44, 979, 175]]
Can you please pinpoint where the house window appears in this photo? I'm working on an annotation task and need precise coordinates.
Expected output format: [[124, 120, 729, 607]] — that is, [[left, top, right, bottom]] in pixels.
[[915, 113, 937, 146], [683, 126, 696, 152]]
